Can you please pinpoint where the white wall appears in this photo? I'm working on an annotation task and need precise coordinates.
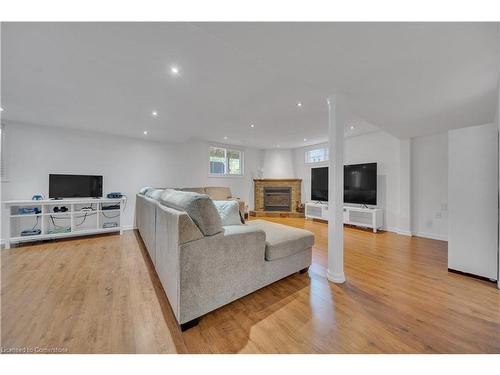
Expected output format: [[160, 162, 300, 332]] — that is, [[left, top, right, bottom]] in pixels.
[[294, 131, 402, 231], [261, 149, 295, 179], [411, 132, 449, 241], [8, 122, 487, 249], [1, 123, 261, 237]]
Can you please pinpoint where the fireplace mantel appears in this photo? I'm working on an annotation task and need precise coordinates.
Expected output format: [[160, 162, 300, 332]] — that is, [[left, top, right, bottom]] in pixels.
[[252, 178, 303, 218]]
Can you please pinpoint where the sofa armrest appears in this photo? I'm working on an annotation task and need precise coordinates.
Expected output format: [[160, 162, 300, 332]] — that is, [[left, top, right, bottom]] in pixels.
[[177, 225, 266, 323], [154, 203, 184, 321]]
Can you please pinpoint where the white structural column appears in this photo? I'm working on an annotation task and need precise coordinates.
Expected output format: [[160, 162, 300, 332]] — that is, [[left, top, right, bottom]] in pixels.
[[327, 94, 347, 284]]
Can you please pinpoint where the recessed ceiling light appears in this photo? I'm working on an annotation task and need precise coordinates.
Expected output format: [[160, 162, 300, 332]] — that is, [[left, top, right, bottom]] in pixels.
[[250, 124, 255, 128], [143, 130, 149, 135], [277, 144, 281, 148], [350, 125, 355, 130], [170, 65, 180, 75], [303, 138, 307, 142], [297, 102, 302, 107], [0, 107, 3, 112], [152, 111, 158, 117], [223, 136, 228, 140]]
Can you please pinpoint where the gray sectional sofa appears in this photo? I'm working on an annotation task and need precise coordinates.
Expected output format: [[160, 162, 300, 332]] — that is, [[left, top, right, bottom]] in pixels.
[[136, 188, 313, 330]]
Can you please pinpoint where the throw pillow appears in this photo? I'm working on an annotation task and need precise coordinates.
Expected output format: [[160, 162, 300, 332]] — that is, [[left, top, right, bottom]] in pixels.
[[213, 200, 243, 226], [160, 189, 223, 236]]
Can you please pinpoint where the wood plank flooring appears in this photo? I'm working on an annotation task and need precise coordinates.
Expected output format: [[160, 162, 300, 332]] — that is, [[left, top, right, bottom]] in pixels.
[[2, 218, 499, 353], [1, 232, 185, 353]]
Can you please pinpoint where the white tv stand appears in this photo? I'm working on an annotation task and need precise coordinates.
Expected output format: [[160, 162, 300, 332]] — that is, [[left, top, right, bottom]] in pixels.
[[3, 197, 126, 249], [305, 201, 384, 233]]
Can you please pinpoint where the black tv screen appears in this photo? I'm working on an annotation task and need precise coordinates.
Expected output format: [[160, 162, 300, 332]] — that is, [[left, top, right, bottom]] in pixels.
[[344, 163, 377, 205], [49, 174, 103, 198], [311, 167, 328, 201]]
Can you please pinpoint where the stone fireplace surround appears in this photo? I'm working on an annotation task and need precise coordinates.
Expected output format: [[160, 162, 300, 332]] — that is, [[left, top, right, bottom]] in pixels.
[[251, 179, 303, 218]]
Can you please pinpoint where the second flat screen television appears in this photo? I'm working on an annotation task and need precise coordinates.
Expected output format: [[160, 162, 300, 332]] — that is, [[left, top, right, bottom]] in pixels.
[[49, 174, 103, 198], [311, 166, 329, 201], [311, 163, 377, 205]]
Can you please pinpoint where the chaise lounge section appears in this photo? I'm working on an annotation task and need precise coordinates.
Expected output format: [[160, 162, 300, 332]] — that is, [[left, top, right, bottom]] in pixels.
[[136, 188, 313, 330]]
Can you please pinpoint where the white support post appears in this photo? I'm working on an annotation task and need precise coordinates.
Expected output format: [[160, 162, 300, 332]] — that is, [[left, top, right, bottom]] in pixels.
[[327, 94, 347, 284]]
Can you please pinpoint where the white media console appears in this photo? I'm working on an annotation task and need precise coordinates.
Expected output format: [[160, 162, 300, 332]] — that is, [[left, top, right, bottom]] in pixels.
[[3, 197, 126, 249], [305, 201, 384, 233]]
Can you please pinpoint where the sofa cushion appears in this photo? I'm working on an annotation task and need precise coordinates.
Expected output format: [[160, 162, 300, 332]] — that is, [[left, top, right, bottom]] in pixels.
[[247, 220, 314, 261], [160, 189, 223, 236], [213, 200, 242, 226], [139, 186, 153, 195], [205, 187, 232, 200], [180, 187, 206, 195], [145, 188, 164, 200]]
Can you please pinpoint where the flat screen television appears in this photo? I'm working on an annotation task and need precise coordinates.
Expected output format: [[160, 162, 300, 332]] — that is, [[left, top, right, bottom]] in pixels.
[[311, 167, 329, 201], [310, 163, 377, 205], [344, 162, 377, 205], [49, 174, 103, 198]]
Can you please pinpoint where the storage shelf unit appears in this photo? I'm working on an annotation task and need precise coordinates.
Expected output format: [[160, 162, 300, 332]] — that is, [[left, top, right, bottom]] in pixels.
[[4, 198, 126, 249], [305, 202, 384, 233]]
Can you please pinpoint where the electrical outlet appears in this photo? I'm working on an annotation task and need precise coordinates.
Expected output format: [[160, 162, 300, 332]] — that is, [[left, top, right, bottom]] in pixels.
[[435, 212, 442, 219], [441, 203, 448, 211]]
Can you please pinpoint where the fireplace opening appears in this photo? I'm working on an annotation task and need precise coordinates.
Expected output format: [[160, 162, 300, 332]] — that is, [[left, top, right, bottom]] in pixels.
[[264, 187, 292, 211]]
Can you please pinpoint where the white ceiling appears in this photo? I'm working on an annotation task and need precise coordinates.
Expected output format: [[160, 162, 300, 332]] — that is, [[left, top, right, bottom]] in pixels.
[[1, 22, 498, 148]]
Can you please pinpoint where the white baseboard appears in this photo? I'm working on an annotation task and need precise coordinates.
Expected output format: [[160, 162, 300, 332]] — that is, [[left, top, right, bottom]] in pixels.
[[384, 226, 411, 236], [414, 231, 448, 241], [386, 227, 447, 241], [384, 226, 396, 233]]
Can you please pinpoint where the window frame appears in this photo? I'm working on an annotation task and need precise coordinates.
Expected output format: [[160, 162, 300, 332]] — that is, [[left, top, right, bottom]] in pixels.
[[208, 145, 244, 177], [305, 146, 329, 165]]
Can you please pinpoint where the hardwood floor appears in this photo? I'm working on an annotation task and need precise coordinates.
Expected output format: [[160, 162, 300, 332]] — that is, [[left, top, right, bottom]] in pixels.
[[1, 232, 185, 353], [2, 218, 499, 353]]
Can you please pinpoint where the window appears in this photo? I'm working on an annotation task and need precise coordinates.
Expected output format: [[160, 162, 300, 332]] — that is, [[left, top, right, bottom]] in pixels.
[[305, 147, 329, 164], [209, 146, 243, 176]]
